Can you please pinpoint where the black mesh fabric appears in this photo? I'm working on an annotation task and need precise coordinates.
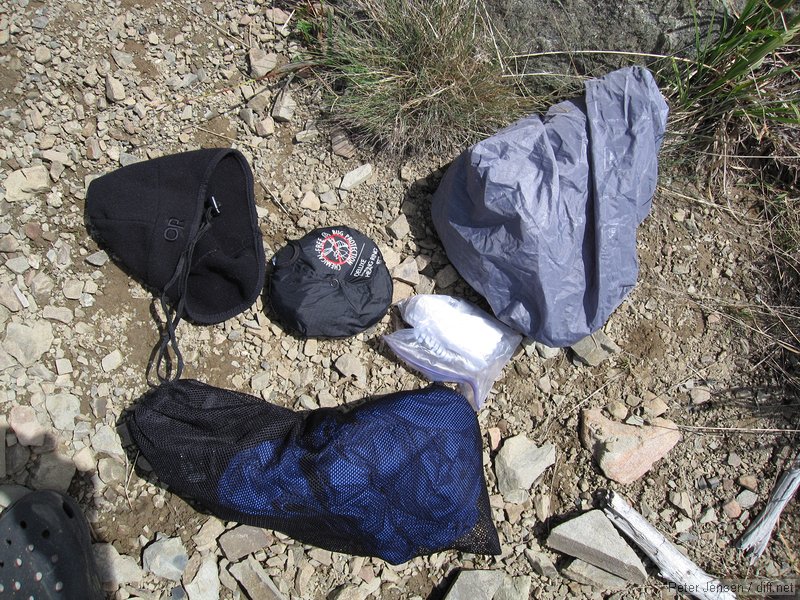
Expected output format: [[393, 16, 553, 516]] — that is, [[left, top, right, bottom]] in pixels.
[[126, 380, 500, 564]]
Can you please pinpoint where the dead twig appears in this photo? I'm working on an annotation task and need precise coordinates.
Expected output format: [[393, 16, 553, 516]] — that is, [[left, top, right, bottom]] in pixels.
[[736, 451, 800, 564], [602, 490, 737, 600]]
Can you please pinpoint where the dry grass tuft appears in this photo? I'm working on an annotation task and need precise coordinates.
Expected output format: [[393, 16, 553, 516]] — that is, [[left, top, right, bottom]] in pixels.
[[308, 0, 527, 156]]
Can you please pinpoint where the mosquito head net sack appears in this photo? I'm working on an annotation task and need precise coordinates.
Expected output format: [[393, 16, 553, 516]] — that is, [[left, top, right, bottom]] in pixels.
[[125, 380, 500, 564]]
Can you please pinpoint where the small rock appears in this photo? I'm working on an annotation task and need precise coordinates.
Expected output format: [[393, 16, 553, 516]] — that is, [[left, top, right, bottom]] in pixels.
[[35, 46, 52, 63], [727, 452, 742, 468], [331, 128, 356, 159], [5, 321, 53, 368], [93, 543, 145, 588], [98, 457, 126, 484], [738, 475, 758, 491], [185, 554, 221, 600], [105, 74, 126, 102], [690, 387, 711, 404], [219, 525, 271, 562], [435, 265, 459, 288], [303, 339, 318, 357], [42, 306, 73, 324], [299, 191, 320, 211], [580, 408, 681, 484], [722, 499, 742, 519], [534, 342, 560, 359], [388, 214, 411, 240], [9, 405, 46, 446], [736, 490, 758, 510], [249, 48, 277, 78], [524, 548, 558, 579], [295, 127, 319, 143], [308, 548, 332, 566], [546, 510, 647, 584], [73, 446, 97, 472], [256, 117, 275, 137], [0, 234, 20, 252], [494, 576, 532, 600], [5, 256, 29, 274], [265, 7, 292, 24], [63, 280, 84, 299], [251, 371, 271, 392], [86, 250, 109, 267], [392, 257, 420, 286], [193, 517, 225, 552], [533, 493, 551, 521], [570, 330, 621, 367], [272, 89, 296, 122], [487, 427, 501, 451], [444, 570, 504, 600], [143, 536, 188, 581], [669, 490, 695, 518], [30, 271, 54, 298], [643, 397, 669, 417], [340, 164, 373, 191], [392, 281, 414, 303], [699, 507, 718, 524], [0, 283, 23, 312], [334, 353, 366, 382], [101, 349, 123, 372], [45, 392, 81, 431], [92, 424, 125, 458], [229, 555, 286, 600], [494, 435, 555, 502], [111, 49, 134, 68], [380, 246, 401, 270], [31, 452, 76, 493], [561, 559, 627, 591], [3, 165, 51, 202], [605, 401, 628, 420], [319, 190, 338, 207]]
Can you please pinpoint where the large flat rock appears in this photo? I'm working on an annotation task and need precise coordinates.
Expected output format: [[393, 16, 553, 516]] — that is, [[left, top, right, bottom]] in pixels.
[[546, 510, 647, 584], [581, 408, 681, 484]]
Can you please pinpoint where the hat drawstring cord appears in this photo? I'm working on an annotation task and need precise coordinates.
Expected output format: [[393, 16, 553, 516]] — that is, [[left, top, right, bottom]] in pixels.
[[150, 202, 218, 383]]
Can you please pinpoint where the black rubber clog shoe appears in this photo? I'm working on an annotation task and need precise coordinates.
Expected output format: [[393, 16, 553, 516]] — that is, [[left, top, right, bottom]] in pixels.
[[0, 490, 104, 599]]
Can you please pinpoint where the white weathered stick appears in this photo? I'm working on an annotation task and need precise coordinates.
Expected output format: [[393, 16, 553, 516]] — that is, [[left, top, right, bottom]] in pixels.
[[601, 490, 737, 600], [736, 451, 800, 565]]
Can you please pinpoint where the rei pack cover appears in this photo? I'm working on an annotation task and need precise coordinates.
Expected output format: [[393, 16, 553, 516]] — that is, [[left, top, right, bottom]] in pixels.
[[432, 67, 668, 347], [125, 380, 500, 564]]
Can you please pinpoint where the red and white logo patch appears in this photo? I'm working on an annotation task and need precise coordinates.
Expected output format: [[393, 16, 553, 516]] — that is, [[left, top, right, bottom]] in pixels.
[[314, 229, 358, 271]]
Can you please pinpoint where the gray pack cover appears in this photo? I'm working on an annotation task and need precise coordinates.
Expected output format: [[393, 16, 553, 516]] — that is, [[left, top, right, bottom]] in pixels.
[[432, 66, 668, 347]]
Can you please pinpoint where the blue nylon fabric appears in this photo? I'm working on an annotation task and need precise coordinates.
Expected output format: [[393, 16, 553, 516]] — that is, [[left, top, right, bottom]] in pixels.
[[218, 387, 481, 564]]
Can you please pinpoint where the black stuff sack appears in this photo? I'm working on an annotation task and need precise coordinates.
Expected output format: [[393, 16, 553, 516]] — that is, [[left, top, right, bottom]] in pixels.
[[86, 148, 266, 378], [125, 379, 500, 564], [268, 226, 393, 338]]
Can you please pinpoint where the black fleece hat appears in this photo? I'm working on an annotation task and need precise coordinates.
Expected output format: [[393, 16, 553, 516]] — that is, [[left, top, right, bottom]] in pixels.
[[86, 148, 265, 325], [268, 226, 393, 337]]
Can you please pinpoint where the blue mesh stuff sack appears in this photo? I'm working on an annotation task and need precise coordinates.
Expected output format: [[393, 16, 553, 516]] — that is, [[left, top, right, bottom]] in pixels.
[[125, 379, 500, 564]]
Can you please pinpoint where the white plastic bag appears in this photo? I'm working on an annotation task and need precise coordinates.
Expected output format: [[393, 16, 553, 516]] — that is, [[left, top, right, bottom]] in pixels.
[[383, 295, 522, 410]]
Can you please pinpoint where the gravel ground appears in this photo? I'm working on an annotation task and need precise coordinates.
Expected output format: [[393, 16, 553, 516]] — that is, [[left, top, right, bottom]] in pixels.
[[1, 1, 797, 599]]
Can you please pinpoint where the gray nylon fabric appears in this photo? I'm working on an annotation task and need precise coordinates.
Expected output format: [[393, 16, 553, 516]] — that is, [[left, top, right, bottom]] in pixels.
[[432, 66, 668, 347]]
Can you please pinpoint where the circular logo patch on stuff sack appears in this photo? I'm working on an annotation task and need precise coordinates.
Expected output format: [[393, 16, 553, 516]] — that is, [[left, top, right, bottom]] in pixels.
[[314, 229, 358, 271]]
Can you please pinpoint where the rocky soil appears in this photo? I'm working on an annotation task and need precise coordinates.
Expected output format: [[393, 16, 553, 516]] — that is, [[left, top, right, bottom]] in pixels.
[[1, 1, 797, 599]]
